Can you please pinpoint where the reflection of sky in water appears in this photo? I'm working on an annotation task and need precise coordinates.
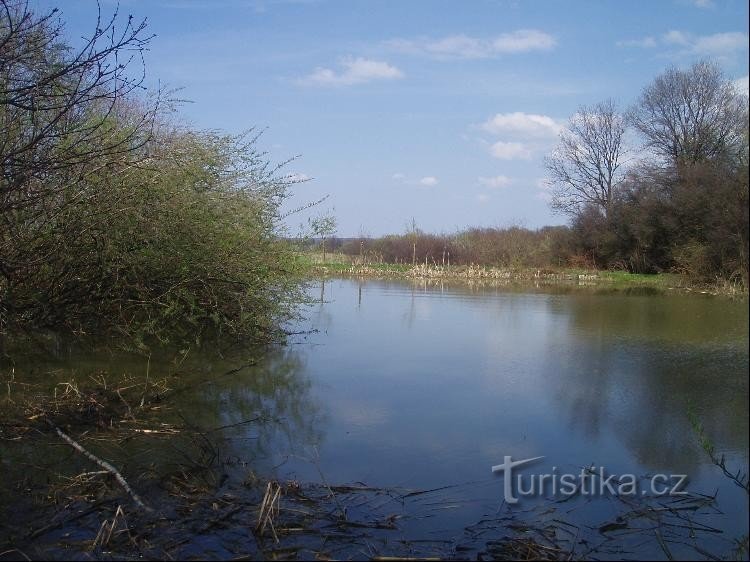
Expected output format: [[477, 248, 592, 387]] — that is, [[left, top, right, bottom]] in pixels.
[[3, 279, 747, 556], [264, 279, 748, 543]]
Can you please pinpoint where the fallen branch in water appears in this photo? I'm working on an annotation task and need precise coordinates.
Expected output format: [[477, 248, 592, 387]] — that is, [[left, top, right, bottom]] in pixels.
[[46, 419, 152, 511]]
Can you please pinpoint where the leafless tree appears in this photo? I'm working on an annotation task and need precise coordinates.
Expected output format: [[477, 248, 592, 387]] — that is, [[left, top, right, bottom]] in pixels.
[[0, 0, 157, 214], [544, 99, 628, 218], [629, 60, 747, 166]]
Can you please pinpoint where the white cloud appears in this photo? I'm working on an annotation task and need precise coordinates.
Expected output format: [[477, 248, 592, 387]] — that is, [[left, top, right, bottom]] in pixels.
[[734, 75, 749, 96], [480, 112, 562, 138], [303, 57, 404, 86], [387, 29, 556, 59], [478, 175, 512, 189], [490, 141, 532, 160], [663, 30, 691, 46], [477, 194, 491, 203], [616, 37, 658, 48], [393, 173, 439, 187], [691, 32, 749, 56], [491, 30, 557, 53], [618, 30, 748, 58]]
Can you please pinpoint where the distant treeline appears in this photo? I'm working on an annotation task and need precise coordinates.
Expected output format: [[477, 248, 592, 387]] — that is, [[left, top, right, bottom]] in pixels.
[[304, 227, 576, 268], [0, 2, 303, 345], [313, 61, 750, 287]]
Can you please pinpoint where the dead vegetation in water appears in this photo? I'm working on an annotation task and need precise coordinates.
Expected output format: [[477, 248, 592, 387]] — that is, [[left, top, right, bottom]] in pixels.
[[1, 369, 175, 440], [1, 371, 747, 561], [0, 369, 188, 515], [2, 442, 745, 560]]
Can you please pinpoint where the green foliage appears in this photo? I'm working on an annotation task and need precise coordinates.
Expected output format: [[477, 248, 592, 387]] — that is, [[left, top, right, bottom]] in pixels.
[[0, 3, 305, 347]]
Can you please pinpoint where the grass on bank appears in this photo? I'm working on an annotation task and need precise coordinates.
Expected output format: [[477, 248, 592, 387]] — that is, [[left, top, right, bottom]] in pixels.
[[299, 252, 746, 295]]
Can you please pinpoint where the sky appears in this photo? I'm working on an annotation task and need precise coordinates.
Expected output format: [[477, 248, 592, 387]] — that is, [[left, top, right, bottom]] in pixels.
[[38, 0, 749, 236]]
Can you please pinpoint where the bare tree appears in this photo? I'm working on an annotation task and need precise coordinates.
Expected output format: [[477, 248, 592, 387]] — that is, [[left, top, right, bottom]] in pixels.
[[544, 99, 628, 218], [629, 60, 747, 165], [0, 0, 157, 214]]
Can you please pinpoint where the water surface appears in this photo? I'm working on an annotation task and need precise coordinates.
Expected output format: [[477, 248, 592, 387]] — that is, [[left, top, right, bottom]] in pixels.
[[3, 278, 748, 558], [266, 279, 749, 549]]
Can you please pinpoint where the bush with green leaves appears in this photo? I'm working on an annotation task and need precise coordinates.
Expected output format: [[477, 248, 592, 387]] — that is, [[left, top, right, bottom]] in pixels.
[[0, 1, 305, 346]]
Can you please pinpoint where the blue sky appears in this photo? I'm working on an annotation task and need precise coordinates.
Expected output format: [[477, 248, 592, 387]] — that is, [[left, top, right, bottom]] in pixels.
[[41, 0, 749, 236]]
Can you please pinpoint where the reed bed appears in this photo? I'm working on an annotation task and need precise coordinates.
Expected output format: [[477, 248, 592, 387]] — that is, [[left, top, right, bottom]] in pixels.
[[334, 263, 601, 282]]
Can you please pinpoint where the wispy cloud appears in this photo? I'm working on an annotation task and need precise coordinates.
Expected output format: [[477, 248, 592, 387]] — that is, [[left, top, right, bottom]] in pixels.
[[663, 30, 690, 46], [535, 190, 553, 202], [480, 112, 562, 138], [618, 30, 749, 58], [386, 30, 556, 60], [302, 57, 404, 86], [490, 141, 532, 161], [616, 37, 658, 48], [536, 178, 551, 190], [690, 32, 749, 56], [392, 173, 439, 188], [162, 0, 321, 11], [478, 175, 512, 189], [535, 178, 553, 201]]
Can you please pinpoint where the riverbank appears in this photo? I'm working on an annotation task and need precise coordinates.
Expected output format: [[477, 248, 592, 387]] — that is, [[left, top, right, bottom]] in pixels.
[[304, 256, 747, 296]]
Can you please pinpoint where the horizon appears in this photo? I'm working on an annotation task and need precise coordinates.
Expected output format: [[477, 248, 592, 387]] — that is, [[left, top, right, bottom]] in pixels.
[[39, 0, 749, 237]]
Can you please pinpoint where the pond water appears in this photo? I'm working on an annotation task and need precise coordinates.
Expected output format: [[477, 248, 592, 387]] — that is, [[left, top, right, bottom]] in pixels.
[[257, 278, 749, 553], [2, 278, 748, 559]]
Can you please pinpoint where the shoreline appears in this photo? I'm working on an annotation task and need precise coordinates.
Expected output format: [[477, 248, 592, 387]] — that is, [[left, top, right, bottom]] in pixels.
[[305, 261, 748, 297]]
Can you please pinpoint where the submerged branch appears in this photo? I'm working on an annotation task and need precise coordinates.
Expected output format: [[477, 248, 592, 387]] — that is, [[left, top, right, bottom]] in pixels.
[[46, 419, 152, 511]]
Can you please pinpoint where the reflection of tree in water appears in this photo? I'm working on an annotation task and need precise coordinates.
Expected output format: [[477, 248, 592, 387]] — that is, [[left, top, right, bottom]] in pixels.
[[168, 347, 325, 475], [545, 295, 748, 476], [1, 341, 325, 488]]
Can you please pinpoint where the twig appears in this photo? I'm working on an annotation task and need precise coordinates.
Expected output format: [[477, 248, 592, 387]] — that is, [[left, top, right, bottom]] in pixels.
[[46, 419, 152, 511], [0, 549, 31, 562]]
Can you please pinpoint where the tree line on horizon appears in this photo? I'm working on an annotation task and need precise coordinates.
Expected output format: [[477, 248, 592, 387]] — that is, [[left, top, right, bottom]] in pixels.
[[331, 61, 749, 286]]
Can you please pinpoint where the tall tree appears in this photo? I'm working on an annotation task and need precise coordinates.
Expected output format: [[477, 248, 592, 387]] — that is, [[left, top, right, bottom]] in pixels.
[[544, 99, 628, 218], [629, 60, 747, 166]]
